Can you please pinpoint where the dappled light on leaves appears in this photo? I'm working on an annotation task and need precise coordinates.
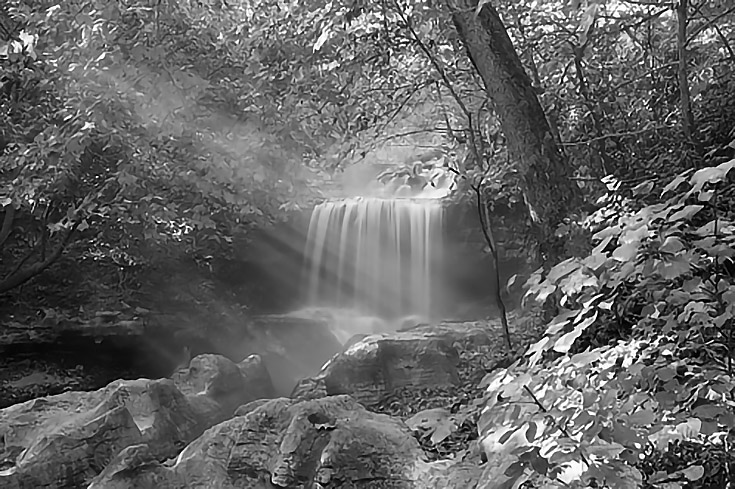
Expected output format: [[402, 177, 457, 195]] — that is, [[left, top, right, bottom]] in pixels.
[[480, 152, 735, 488]]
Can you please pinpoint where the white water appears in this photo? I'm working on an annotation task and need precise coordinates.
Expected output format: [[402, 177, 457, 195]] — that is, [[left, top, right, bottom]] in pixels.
[[303, 197, 444, 320]]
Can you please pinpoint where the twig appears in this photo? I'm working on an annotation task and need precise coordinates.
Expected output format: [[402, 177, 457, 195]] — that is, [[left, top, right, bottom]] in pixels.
[[381, 81, 429, 127], [0, 219, 82, 294], [608, 8, 670, 35], [620, 0, 673, 6], [677, 0, 695, 140], [523, 385, 592, 469], [473, 182, 512, 352], [713, 22, 735, 61], [560, 126, 670, 146], [605, 62, 678, 94], [392, 0, 483, 164], [5, 245, 37, 281], [0, 13, 15, 41], [725, 436, 732, 489], [686, 6, 735, 46], [375, 127, 453, 143]]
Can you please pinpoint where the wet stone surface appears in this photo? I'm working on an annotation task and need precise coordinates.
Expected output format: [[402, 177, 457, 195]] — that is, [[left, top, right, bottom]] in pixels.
[[368, 317, 541, 461]]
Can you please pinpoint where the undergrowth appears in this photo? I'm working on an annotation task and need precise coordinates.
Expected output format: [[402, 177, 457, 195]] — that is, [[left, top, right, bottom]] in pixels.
[[476, 137, 735, 488]]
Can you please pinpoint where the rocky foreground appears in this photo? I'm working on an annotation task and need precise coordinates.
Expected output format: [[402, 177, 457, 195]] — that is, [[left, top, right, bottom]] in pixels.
[[0, 317, 536, 488]]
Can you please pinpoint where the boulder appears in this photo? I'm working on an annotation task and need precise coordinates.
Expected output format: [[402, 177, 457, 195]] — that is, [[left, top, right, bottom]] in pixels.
[[400, 321, 495, 348], [176, 314, 343, 396], [241, 314, 343, 396], [0, 353, 275, 488], [233, 398, 270, 417], [88, 395, 482, 488], [305, 329, 462, 406], [237, 354, 277, 400], [172, 353, 275, 425]]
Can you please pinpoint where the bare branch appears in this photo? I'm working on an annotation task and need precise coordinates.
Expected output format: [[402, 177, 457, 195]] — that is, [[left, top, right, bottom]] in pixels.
[[713, 22, 735, 61], [560, 126, 671, 146], [677, 0, 695, 140], [523, 385, 592, 468], [0, 219, 82, 294], [686, 5, 735, 46], [605, 62, 678, 94], [391, 0, 484, 165]]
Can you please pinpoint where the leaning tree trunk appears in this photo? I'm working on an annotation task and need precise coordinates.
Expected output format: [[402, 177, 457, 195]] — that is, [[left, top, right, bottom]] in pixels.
[[449, 0, 580, 261]]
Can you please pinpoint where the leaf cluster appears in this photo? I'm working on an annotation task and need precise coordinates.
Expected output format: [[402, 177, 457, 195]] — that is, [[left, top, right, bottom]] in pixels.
[[477, 143, 735, 488], [0, 0, 322, 296]]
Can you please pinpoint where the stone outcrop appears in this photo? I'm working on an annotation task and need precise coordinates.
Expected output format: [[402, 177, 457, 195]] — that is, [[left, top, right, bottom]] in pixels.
[[235, 353, 276, 401], [293, 325, 485, 406], [0, 354, 275, 489], [88, 395, 482, 489]]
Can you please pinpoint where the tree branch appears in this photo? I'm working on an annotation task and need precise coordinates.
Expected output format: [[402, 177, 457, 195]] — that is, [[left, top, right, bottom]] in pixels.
[[523, 385, 592, 469], [686, 5, 735, 47], [713, 21, 735, 61], [605, 62, 678, 94], [560, 126, 670, 146], [374, 127, 455, 147], [0, 219, 82, 294], [392, 0, 484, 165]]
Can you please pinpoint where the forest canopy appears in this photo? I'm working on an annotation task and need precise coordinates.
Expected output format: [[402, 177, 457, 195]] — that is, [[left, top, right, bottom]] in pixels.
[[3, 0, 732, 287]]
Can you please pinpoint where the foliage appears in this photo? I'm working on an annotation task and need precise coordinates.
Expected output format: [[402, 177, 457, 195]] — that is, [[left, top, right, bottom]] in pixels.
[[3, 0, 732, 297], [478, 145, 735, 488], [301, 0, 734, 186], [0, 0, 323, 297], [281, 0, 735, 264], [503, 0, 734, 177]]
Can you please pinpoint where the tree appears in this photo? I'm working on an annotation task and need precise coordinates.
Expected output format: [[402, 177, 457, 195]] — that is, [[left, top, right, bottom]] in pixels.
[[0, 1, 320, 297], [3, 0, 733, 299], [448, 0, 581, 259], [241, 0, 582, 260]]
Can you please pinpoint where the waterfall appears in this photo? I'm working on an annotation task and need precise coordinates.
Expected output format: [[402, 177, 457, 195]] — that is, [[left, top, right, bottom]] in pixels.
[[303, 197, 444, 319]]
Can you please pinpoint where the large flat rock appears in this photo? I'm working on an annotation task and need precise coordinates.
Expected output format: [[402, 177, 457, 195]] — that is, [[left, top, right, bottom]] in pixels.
[[292, 321, 497, 407], [321, 332, 461, 406]]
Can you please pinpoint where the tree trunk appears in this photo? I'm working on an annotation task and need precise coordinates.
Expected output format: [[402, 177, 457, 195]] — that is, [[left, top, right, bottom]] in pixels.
[[449, 0, 580, 261], [676, 0, 694, 140], [0, 204, 14, 247]]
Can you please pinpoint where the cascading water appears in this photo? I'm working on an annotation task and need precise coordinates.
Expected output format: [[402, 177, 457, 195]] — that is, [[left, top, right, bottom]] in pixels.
[[303, 197, 444, 320]]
